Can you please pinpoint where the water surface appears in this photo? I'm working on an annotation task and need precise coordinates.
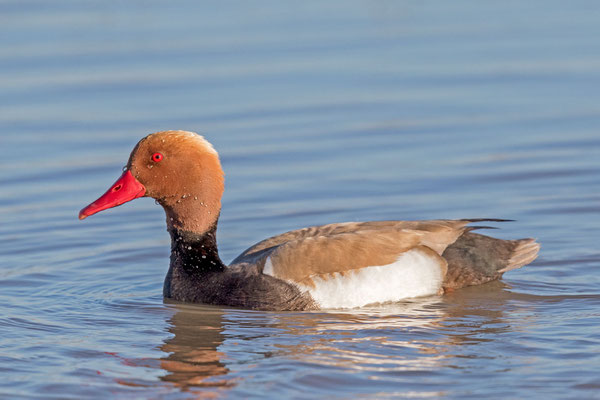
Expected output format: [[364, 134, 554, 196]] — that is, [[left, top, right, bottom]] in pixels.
[[1, 1, 600, 398]]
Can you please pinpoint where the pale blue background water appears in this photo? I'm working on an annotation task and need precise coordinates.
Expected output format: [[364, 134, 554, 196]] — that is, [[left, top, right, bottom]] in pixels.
[[1, 1, 600, 398]]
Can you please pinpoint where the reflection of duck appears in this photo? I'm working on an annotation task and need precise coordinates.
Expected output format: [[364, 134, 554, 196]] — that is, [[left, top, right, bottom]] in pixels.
[[159, 303, 232, 392], [155, 301, 448, 395], [80, 130, 540, 310], [247, 283, 519, 376], [155, 283, 521, 396]]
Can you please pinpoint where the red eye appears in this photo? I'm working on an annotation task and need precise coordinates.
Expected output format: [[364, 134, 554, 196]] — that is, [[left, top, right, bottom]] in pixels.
[[152, 152, 163, 162]]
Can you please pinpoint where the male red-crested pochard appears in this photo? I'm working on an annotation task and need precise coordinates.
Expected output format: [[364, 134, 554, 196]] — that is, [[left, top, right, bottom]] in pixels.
[[79, 130, 540, 310]]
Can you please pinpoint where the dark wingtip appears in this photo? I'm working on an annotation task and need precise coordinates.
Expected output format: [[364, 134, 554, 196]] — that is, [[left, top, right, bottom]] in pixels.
[[466, 225, 500, 231], [460, 218, 515, 223]]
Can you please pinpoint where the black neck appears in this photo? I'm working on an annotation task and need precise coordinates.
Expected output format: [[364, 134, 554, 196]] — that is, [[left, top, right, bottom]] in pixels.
[[168, 224, 226, 274]]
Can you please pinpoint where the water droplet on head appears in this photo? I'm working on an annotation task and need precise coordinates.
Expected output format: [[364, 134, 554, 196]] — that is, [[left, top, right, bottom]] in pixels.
[[194, 196, 198, 200], [201, 255, 206, 259], [187, 246, 192, 250], [122, 166, 127, 172]]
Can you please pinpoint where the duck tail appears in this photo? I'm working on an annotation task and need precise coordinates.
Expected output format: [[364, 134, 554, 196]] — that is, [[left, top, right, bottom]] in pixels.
[[499, 238, 541, 273], [442, 231, 540, 290]]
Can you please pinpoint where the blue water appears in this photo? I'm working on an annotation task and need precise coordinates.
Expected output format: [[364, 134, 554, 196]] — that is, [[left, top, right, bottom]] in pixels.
[[2, 1, 600, 398]]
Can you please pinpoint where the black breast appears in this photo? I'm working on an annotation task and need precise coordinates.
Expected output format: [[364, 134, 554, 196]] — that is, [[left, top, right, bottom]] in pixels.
[[163, 227, 317, 311]]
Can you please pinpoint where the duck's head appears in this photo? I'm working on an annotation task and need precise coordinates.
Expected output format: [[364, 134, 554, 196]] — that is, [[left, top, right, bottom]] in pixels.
[[79, 130, 225, 234]]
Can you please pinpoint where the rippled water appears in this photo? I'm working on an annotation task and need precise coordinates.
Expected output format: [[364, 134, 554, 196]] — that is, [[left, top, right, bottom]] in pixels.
[[2, 1, 600, 398]]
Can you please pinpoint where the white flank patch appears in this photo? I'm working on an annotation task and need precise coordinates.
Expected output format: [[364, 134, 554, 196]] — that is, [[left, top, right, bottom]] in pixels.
[[296, 249, 444, 309], [263, 256, 275, 276]]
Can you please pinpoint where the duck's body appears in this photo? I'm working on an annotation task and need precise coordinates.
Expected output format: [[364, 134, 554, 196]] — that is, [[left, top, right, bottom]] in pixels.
[[80, 131, 539, 310]]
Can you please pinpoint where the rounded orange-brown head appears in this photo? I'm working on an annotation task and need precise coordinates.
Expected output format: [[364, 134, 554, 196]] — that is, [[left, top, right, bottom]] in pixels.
[[79, 130, 225, 234]]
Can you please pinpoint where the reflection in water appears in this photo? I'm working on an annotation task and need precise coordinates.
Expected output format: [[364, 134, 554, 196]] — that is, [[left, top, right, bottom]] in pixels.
[[159, 303, 234, 395], [109, 283, 600, 397], [155, 282, 532, 397], [268, 298, 450, 374]]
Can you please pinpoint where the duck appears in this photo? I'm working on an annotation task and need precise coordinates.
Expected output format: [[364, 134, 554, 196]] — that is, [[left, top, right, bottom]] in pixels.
[[79, 130, 540, 311]]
